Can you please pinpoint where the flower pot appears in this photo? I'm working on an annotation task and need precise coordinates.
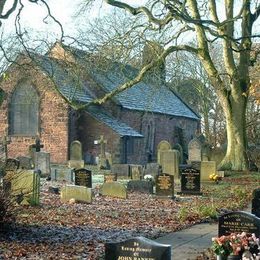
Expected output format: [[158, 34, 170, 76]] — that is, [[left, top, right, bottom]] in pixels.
[[227, 255, 241, 260]]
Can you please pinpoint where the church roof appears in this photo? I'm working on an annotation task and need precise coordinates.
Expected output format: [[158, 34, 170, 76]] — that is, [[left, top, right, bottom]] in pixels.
[[89, 63, 199, 120], [33, 50, 199, 121], [86, 106, 143, 137]]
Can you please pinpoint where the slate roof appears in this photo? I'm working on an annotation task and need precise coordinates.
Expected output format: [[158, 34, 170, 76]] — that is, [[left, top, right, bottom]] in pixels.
[[32, 54, 93, 104], [89, 63, 200, 120], [86, 106, 143, 137]]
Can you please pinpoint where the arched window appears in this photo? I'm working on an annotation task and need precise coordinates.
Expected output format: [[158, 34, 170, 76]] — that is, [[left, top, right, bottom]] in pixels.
[[9, 83, 39, 136]]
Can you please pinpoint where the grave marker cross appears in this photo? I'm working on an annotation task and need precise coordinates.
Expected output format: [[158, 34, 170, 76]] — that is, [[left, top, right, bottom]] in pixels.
[[31, 138, 44, 152], [97, 135, 107, 157]]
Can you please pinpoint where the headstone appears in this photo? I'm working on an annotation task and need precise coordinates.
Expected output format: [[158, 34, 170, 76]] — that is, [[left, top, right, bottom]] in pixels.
[[178, 167, 202, 195], [218, 211, 260, 237], [51, 167, 74, 183], [144, 163, 160, 178], [74, 168, 92, 188], [100, 182, 127, 199], [157, 140, 171, 164], [127, 180, 154, 194], [188, 138, 202, 162], [130, 165, 142, 180], [5, 158, 20, 171], [70, 140, 82, 160], [105, 236, 171, 260], [104, 173, 117, 183], [10, 170, 40, 205], [160, 150, 179, 179], [156, 174, 174, 198], [190, 161, 201, 171], [200, 161, 216, 181], [61, 185, 92, 203], [17, 156, 33, 170], [111, 164, 130, 178], [173, 143, 184, 164], [95, 135, 108, 169], [252, 188, 260, 218], [34, 152, 51, 176], [68, 140, 84, 169]]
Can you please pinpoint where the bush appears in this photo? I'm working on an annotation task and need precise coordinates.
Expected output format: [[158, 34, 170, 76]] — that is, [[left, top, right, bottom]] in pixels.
[[0, 188, 15, 227]]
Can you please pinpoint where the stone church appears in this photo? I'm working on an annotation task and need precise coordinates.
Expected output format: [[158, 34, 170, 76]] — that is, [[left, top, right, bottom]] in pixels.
[[0, 43, 200, 165]]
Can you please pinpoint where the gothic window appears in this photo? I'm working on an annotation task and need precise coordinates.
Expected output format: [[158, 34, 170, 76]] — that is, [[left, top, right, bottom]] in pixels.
[[145, 119, 155, 154], [9, 83, 39, 136]]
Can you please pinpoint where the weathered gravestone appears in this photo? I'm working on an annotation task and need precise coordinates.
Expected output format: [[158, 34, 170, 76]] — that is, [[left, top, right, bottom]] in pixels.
[[144, 163, 161, 178], [10, 170, 40, 205], [188, 137, 202, 162], [34, 152, 51, 176], [111, 164, 130, 178], [17, 156, 33, 170], [160, 150, 179, 179], [252, 188, 260, 218], [178, 167, 202, 195], [74, 168, 92, 188], [105, 236, 171, 260], [201, 161, 216, 182], [127, 180, 154, 194], [130, 165, 143, 180], [218, 211, 260, 237], [100, 182, 127, 199], [95, 135, 108, 169], [3, 158, 20, 193], [51, 166, 74, 183], [68, 140, 84, 169], [104, 173, 117, 183], [157, 140, 171, 165], [61, 185, 92, 203], [156, 174, 174, 198]]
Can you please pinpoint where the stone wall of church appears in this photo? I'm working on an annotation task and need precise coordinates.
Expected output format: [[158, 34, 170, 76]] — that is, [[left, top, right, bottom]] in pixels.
[[0, 64, 69, 164], [119, 109, 199, 164]]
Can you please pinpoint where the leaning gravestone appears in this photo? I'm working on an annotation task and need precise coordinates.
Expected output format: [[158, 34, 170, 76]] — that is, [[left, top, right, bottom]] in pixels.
[[100, 182, 127, 199], [156, 174, 174, 198], [178, 167, 202, 195], [252, 188, 260, 218], [74, 168, 92, 188], [68, 140, 84, 169], [157, 140, 171, 165], [188, 137, 202, 162], [218, 211, 260, 237], [105, 236, 171, 260], [10, 170, 40, 206]]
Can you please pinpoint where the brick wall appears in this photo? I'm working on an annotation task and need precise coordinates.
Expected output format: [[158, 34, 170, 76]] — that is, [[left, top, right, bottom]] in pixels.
[[0, 63, 69, 164]]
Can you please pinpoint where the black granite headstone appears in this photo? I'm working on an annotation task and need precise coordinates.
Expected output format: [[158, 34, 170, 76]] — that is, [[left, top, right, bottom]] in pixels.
[[156, 174, 174, 198], [252, 188, 260, 218], [105, 236, 171, 260], [218, 211, 260, 237], [74, 168, 92, 188], [178, 167, 202, 195], [127, 180, 154, 194]]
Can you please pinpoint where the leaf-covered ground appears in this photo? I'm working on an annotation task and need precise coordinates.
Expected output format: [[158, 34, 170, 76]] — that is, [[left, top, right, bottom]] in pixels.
[[0, 173, 259, 259]]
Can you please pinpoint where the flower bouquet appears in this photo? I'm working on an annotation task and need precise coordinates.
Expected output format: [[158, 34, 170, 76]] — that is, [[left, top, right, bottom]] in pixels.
[[211, 232, 260, 259], [209, 173, 222, 184]]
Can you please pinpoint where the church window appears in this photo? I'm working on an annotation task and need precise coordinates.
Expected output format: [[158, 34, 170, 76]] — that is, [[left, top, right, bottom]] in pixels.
[[9, 83, 39, 136]]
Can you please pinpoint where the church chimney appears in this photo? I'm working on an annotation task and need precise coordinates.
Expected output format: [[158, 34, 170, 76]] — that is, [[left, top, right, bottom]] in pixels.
[[142, 41, 166, 84]]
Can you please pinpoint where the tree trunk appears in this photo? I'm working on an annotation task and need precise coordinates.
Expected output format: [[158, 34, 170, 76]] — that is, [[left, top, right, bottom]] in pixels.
[[218, 92, 249, 171]]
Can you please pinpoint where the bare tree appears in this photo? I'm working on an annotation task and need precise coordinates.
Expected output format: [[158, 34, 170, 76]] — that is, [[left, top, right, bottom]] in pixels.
[[80, 0, 260, 171]]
